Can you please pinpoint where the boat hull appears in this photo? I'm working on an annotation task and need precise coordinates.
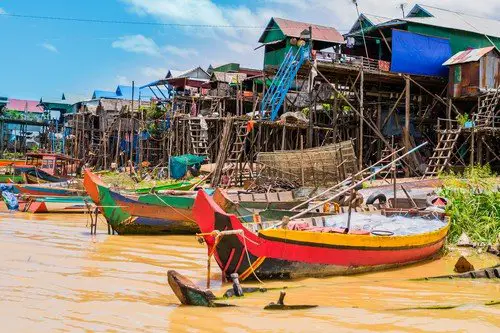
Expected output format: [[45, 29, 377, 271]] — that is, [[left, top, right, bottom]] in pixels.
[[194, 190, 450, 280], [0, 174, 23, 183], [83, 169, 199, 235], [20, 196, 92, 214], [15, 166, 69, 184], [15, 184, 85, 197]]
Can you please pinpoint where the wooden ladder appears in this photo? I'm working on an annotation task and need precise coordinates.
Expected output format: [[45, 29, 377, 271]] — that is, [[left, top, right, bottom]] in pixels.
[[474, 86, 499, 127], [226, 121, 250, 186], [423, 128, 461, 178], [91, 113, 121, 167], [188, 117, 210, 160], [209, 97, 221, 114]]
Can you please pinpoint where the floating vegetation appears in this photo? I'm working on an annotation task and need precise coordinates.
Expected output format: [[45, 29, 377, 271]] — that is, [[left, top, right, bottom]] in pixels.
[[438, 165, 500, 245]]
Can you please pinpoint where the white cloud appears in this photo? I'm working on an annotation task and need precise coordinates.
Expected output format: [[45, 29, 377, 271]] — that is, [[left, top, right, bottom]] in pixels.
[[0, 8, 6, 15], [116, 75, 130, 85], [121, 0, 228, 26], [114, 0, 499, 86], [225, 41, 253, 54], [140, 66, 169, 78], [41, 43, 58, 53], [112, 34, 161, 57], [163, 46, 198, 58]]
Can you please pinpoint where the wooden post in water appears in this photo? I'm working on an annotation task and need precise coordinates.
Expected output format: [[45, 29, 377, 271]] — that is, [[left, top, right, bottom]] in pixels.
[[359, 68, 364, 171], [129, 81, 135, 172], [392, 136, 397, 208]]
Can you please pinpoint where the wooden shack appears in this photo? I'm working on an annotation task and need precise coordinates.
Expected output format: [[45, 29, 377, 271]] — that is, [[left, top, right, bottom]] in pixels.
[[443, 46, 500, 98]]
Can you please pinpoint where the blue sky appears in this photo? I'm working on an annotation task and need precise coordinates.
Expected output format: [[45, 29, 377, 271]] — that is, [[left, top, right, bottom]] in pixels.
[[1, 0, 498, 101]]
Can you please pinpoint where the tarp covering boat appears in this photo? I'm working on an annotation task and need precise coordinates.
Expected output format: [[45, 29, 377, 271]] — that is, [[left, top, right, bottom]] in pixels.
[[169, 154, 206, 180]]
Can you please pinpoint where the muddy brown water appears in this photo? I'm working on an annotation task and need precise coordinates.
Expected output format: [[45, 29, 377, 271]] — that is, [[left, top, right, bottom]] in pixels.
[[1, 212, 499, 332]]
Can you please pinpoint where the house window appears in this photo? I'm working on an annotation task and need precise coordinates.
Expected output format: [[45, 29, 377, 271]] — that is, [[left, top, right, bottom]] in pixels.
[[454, 66, 462, 83]]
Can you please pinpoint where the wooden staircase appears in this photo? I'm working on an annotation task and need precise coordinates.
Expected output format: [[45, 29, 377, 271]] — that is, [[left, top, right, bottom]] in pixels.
[[188, 117, 210, 160], [474, 86, 499, 127], [423, 128, 461, 178]]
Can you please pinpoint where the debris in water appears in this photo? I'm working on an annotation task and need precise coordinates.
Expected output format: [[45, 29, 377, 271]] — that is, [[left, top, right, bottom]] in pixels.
[[454, 256, 475, 273], [422, 265, 500, 280], [264, 291, 317, 310], [167, 270, 233, 307]]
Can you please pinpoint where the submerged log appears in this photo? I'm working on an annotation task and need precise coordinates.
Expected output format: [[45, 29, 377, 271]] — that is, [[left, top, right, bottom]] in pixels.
[[223, 287, 268, 298], [264, 291, 317, 310], [167, 270, 232, 307], [487, 244, 500, 257], [423, 265, 500, 280]]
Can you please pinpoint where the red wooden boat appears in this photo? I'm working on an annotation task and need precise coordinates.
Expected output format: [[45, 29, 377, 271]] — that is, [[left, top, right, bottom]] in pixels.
[[193, 190, 450, 280]]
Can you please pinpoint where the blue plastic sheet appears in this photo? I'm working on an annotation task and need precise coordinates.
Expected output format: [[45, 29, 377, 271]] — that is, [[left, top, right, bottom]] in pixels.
[[1, 186, 18, 211], [391, 29, 451, 77]]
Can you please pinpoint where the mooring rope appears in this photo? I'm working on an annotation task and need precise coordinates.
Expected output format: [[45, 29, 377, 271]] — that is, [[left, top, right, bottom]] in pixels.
[[197, 230, 264, 285], [152, 192, 197, 223]]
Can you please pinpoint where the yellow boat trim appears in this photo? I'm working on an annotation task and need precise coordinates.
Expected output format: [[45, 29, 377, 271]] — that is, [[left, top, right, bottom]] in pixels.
[[259, 218, 450, 249], [239, 256, 266, 280]]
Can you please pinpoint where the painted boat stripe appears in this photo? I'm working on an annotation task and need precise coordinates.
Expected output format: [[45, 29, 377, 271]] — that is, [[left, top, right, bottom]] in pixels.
[[259, 222, 450, 249], [258, 232, 447, 251], [240, 256, 266, 280]]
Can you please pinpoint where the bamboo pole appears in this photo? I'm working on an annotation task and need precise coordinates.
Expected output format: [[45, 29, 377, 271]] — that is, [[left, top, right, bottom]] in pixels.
[[287, 142, 427, 222], [359, 68, 364, 170], [291, 146, 406, 211]]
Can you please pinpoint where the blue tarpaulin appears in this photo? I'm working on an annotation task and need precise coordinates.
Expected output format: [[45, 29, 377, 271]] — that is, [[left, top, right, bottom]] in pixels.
[[1, 184, 18, 210], [391, 29, 451, 77]]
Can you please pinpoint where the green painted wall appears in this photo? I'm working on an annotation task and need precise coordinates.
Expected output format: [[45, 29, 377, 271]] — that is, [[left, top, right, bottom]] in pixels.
[[261, 20, 286, 43], [263, 40, 302, 68], [407, 23, 500, 54], [261, 19, 289, 67]]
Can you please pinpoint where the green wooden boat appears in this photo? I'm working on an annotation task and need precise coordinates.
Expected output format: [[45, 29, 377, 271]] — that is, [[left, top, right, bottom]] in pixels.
[[84, 170, 199, 235], [0, 174, 23, 183], [134, 180, 197, 194]]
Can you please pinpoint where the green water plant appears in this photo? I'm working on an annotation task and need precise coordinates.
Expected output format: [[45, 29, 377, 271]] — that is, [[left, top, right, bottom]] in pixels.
[[438, 165, 500, 245]]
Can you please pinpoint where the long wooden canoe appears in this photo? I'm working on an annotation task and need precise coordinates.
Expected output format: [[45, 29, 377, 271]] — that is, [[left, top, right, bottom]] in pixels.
[[225, 190, 305, 210], [213, 188, 328, 223], [19, 196, 93, 214], [14, 184, 86, 197], [0, 159, 25, 167], [193, 190, 450, 280], [134, 180, 198, 194], [83, 169, 199, 235]]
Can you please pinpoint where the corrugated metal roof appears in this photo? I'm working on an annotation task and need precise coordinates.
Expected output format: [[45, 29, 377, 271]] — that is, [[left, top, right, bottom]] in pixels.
[[211, 72, 247, 83], [92, 90, 119, 99], [404, 5, 500, 39], [5, 99, 44, 113], [271, 18, 344, 44], [166, 67, 210, 80], [349, 14, 390, 34], [116, 85, 169, 100], [443, 46, 497, 65]]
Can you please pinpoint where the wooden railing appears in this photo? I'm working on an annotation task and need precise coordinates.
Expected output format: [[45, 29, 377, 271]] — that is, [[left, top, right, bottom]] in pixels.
[[315, 51, 390, 72]]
